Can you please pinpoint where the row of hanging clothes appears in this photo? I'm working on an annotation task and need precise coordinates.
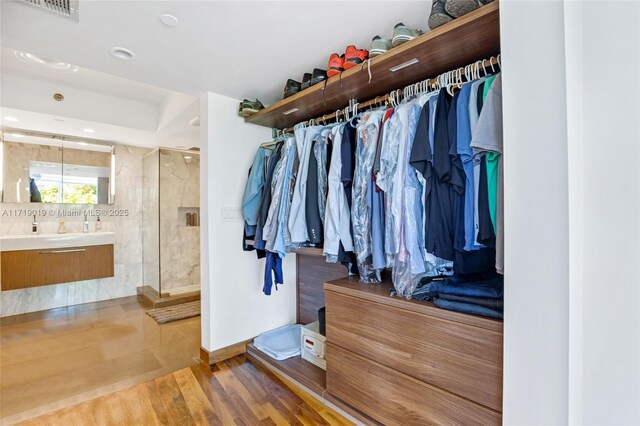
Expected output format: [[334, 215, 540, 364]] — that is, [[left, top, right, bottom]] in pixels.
[[242, 56, 504, 319]]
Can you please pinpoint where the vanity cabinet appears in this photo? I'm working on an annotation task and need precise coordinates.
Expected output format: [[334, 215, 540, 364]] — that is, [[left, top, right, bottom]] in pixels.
[[0, 244, 114, 291]]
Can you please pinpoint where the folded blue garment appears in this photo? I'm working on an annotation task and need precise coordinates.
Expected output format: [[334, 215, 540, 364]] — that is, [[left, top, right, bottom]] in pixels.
[[433, 298, 503, 319], [423, 274, 503, 299]]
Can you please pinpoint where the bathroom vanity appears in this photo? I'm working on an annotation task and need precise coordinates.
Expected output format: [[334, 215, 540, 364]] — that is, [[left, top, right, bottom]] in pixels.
[[0, 232, 115, 290]]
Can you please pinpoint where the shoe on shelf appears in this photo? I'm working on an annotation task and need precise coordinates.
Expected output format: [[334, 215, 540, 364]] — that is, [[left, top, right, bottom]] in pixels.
[[391, 23, 423, 47], [428, 0, 454, 29], [238, 99, 264, 117], [327, 53, 345, 78], [301, 72, 312, 90], [343, 45, 369, 70], [370, 35, 392, 58], [445, 0, 479, 18], [311, 68, 327, 85], [283, 79, 301, 99]]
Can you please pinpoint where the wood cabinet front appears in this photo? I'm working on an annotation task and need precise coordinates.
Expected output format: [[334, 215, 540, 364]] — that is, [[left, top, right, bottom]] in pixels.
[[326, 290, 503, 411], [326, 343, 501, 426], [1, 244, 114, 291]]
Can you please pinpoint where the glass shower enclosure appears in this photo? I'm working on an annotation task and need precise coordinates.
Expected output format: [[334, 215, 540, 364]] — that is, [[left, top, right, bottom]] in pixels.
[[142, 148, 200, 297]]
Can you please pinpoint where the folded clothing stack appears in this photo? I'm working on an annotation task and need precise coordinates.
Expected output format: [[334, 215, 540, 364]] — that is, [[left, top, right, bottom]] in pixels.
[[412, 272, 503, 319], [253, 324, 302, 360]]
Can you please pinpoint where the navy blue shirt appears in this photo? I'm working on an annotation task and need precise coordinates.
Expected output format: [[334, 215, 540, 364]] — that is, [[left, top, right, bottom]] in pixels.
[[341, 119, 358, 209]]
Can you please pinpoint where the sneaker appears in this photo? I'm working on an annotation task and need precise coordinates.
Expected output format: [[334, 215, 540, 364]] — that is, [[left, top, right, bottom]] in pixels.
[[445, 0, 479, 18], [283, 79, 301, 99], [343, 45, 369, 70], [327, 53, 345, 78], [238, 99, 264, 117], [429, 0, 454, 29], [301, 72, 312, 90], [391, 23, 423, 47], [370, 35, 392, 58], [311, 68, 327, 86]]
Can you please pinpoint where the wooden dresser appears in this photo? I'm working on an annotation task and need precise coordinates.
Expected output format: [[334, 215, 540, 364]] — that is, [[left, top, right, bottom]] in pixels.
[[324, 277, 503, 425]]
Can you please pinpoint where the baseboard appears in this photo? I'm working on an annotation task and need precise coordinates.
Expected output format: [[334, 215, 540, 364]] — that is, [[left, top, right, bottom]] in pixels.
[[137, 285, 200, 309], [200, 338, 254, 365]]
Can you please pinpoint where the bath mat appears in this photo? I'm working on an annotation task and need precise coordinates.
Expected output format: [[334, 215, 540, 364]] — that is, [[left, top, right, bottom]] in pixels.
[[146, 301, 200, 324]]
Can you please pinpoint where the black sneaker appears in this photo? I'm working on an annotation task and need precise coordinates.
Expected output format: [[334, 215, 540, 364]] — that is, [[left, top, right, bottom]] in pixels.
[[311, 68, 327, 86], [301, 73, 312, 90], [238, 99, 264, 117], [284, 79, 301, 98]]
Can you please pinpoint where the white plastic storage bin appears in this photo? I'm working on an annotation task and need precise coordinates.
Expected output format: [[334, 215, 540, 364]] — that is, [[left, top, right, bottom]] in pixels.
[[300, 321, 326, 370]]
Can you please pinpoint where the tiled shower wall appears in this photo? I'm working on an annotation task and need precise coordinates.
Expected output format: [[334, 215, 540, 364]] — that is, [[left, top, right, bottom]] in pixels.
[[0, 144, 150, 317]]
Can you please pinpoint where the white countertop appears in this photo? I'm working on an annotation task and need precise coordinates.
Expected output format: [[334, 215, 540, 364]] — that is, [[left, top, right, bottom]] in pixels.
[[0, 232, 116, 252]]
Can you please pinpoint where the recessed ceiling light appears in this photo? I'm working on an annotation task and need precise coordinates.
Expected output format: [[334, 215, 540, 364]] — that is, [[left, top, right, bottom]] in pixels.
[[7, 133, 24, 138], [77, 142, 88, 146], [15, 51, 79, 73], [159, 13, 179, 27], [83, 128, 95, 133], [184, 156, 192, 160], [4, 116, 19, 122], [110, 47, 135, 61]]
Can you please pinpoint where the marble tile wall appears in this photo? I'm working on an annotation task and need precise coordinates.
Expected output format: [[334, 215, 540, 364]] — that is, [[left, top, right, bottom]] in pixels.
[[142, 150, 160, 292], [158, 149, 200, 293], [0, 144, 151, 317]]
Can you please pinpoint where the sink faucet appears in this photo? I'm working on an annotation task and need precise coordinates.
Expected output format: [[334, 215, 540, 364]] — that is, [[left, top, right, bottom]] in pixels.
[[57, 218, 66, 234]]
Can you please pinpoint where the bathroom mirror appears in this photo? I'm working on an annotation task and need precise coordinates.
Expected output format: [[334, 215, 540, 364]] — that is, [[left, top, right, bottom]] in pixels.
[[1, 130, 115, 204]]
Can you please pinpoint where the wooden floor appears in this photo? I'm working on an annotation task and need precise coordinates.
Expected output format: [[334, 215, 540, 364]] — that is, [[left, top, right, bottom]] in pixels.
[[0, 296, 201, 425], [15, 355, 352, 426]]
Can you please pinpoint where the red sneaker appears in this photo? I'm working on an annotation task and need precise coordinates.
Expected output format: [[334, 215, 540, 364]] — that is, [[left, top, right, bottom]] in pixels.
[[343, 45, 369, 70], [327, 53, 345, 77]]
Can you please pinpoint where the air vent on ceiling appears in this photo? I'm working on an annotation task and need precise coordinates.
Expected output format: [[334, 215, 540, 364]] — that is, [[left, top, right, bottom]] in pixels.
[[18, 0, 79, 21]]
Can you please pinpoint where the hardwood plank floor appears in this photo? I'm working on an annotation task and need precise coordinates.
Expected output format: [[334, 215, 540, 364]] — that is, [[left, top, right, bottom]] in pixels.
[[1, 296, 201, 424], [16, 355, 352, 426]]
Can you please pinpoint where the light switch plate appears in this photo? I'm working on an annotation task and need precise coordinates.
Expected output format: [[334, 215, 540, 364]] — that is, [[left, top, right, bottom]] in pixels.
[[221, 207, 243, 222]]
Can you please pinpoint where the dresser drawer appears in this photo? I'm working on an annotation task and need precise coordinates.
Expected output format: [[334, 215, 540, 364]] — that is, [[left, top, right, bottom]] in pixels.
[[326, 343, 501, 425], [325, 290, 503, 411], [1, 244, 114, 290]]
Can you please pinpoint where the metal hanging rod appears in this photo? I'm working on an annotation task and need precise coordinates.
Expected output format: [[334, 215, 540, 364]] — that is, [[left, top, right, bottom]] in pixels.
[[279, 54, 501, 134]]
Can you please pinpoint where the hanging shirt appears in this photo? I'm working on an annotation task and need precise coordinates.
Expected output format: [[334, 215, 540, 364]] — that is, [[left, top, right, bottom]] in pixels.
[[264, 138, 296, 258], [471, 73, 504, 274], [288, 126, 320, 244], [455, 82, 485, 252], [255, 142, 283, 251], [341, 120, 358, 209], [468, 77, 488, 248], [324, 124, 354, 261], [242, 147, 269, 231]]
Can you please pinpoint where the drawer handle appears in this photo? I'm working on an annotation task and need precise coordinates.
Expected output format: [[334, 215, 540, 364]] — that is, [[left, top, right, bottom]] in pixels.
[[39, 249, 87, 254]]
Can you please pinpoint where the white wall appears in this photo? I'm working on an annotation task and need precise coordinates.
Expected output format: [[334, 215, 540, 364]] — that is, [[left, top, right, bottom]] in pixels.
[[501, 1, 571, 423], [565, 1, 640, 424], [502, 1, 640, 424], [200, 92, 296, 353]]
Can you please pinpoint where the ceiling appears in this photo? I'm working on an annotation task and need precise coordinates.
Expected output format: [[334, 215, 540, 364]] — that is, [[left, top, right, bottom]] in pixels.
[[1, 45, 200, 148], [0, 0, 428, 106]]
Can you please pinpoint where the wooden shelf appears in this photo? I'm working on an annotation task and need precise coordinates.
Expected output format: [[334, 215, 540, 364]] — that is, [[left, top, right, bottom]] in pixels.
[[247, 342, 381, 425], [245, 2, 500, 129], [246, 343, 326, 397], [290, 247, 324, 257], [324, 276, 503, 332]]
